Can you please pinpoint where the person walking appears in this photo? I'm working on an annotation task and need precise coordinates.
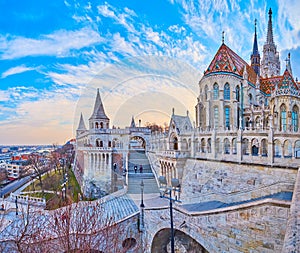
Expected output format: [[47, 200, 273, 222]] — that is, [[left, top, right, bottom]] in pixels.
[[139, 165, 143, 173], [134, 165, 137, 173]]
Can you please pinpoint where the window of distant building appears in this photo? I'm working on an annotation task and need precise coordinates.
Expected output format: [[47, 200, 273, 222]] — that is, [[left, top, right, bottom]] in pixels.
[[248, 93, 253, 105], [224, 83, 230, 100], [280, 104, 287, 131], [225, 107, 230, 129], [292, 105, 299, 132], [214, 106, 219, 129], [213, 83, 219, 100]]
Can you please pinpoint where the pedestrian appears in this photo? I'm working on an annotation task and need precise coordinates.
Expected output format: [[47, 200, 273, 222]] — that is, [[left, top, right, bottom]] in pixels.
[[140, 165, 143, 173], [134, 165, 137, 173]]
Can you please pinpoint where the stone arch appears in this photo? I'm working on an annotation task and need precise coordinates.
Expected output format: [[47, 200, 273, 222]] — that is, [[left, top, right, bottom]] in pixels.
[[130, 135, 146, 150], [224, 138, 230, 154], [274, 139, 282, 157], [201, 138, 206, 152], [207, 138, 212, 153], [283, 140, 292, 158], [170, 133, 178, 151], [215, 138, 221, 154], [242, 138, 249, 155], [232, 138, 237, 154], [251, 138, 259, 156], [151, 228, 209, 253], [182, 138, 188, 151], [261, 139, 268, 157]]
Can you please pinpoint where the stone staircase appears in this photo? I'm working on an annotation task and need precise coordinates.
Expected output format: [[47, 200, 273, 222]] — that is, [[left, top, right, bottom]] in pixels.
[[127, 150, 159, 194]]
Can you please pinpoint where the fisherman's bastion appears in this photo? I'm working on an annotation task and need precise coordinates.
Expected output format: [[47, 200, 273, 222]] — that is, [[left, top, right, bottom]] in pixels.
[[74, 9, 300, 252]]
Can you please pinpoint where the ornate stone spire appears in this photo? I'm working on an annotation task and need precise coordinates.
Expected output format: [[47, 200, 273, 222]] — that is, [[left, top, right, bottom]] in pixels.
[[260, 8, 280, 78], [266, 8, 274, 45], [251, 19, 260, 75]]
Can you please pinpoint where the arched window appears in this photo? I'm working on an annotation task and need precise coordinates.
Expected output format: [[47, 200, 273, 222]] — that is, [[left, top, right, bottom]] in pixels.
[[100, 122, 103, 129], [224, 83, 230, 100], [213, 83, 219, 100], [261, 139, 268, 157], [283, 140, 292, 158], [235, 85, 240, 102], [280, 104, 287, 131], [207, 138, 211, 153], [292, 106, 298, 132], [274, 140, 282, 157], [95, 122, 99, 129], [100, 141, 103, 147], [295, 140, 300, 158], [224, 138, 230, 154], [201, 138, 205, 152], [224, 107, 230, 129], [214, 106, 219, 129], [232, 138, 237, 154], [205, 85, 208, 100]]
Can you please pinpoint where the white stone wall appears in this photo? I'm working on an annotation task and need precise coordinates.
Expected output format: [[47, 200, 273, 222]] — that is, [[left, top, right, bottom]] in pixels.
[[181, 159, 297, 204]]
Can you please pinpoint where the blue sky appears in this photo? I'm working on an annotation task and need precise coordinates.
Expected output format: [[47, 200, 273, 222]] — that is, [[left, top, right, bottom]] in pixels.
[[0, 0, 299, 145]]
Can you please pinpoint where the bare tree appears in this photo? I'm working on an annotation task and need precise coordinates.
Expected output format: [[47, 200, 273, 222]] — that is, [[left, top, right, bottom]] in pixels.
[[28, 153, 46, 195]]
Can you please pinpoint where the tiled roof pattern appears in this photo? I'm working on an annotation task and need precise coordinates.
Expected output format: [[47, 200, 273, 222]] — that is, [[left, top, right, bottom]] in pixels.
[[171, 115, 193, 133], [260, 69, 298, 94], [204, 44, 258, 85]]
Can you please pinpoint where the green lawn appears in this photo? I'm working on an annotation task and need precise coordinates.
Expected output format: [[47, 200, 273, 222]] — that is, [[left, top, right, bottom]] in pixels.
[[22, 168, 82, 209]]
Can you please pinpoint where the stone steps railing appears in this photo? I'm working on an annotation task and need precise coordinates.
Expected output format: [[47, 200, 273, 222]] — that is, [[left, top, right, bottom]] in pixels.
[[183, 180, 295, 204]]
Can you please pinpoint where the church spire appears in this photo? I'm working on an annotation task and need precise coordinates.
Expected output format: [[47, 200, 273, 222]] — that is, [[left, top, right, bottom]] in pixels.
[[251, 19, 260, 75], [266, 8, 274, 45], [260, 8, 280, 78]]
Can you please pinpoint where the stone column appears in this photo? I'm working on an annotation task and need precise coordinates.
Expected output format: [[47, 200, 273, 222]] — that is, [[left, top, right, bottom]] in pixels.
[[268, 128, 274, 165]]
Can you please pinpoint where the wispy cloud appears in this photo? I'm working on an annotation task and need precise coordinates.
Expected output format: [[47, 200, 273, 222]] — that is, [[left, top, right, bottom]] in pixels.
[[0, 27, 102, 59], [1, 65, 36, 78]]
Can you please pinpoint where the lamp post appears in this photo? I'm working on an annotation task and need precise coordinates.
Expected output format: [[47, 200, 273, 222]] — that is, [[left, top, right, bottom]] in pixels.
[[15, 196, 18, 216], [139, 180, 145, 231], [159, 176, 181, 253]]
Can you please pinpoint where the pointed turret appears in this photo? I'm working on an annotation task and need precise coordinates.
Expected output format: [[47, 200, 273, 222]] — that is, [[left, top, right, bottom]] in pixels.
[[251, 19, 260, 75], [89, 89, 110, 130], [260, 8, 280, 78], [90, 89, 109, 120], [76, 113, 87, 136], [77, 113, 87, 130], [130, 116, 136, 128]]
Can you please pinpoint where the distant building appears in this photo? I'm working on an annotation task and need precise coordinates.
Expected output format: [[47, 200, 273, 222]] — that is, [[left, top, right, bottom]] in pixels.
[[6, 163, 21, 180]]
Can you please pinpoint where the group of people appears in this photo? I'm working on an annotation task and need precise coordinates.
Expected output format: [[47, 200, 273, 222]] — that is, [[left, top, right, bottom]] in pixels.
[[134, 165, 143, 173]]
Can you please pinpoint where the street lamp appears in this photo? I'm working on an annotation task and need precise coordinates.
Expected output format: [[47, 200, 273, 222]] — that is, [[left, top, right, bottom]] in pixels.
[[15, 196, 18, 216], [139, 180, 145, 232], [159, 176, 181, 253]]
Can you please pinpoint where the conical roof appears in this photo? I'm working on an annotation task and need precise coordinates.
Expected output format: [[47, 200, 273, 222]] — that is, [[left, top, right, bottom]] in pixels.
[[89, 89, 109, 120], [77, 113, 87, 130]]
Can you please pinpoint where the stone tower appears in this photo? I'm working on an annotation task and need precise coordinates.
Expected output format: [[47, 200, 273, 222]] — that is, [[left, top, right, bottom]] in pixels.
[[260, 8, 280, 78]]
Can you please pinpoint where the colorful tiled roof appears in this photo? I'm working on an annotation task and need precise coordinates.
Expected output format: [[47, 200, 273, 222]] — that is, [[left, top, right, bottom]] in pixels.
[[204, 43, 258, 85], [260, 69, 298, 94]]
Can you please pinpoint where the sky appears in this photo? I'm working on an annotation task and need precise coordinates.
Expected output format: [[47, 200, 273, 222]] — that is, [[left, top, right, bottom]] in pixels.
[[0, 0, 300, 145]]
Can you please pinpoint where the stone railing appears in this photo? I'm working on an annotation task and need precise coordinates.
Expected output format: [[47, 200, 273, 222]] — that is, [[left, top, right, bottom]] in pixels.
[[9, 193, 46, 208]]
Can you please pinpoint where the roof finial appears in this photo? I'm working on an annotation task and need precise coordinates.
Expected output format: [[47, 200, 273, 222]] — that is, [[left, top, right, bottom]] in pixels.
[[254, 19, 257, 35], [222, 31, 225, 44]]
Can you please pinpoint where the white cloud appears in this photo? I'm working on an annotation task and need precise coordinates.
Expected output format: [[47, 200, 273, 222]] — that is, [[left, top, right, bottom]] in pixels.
[[0, 27, 102, 59], [1, 65, 36, 78]]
